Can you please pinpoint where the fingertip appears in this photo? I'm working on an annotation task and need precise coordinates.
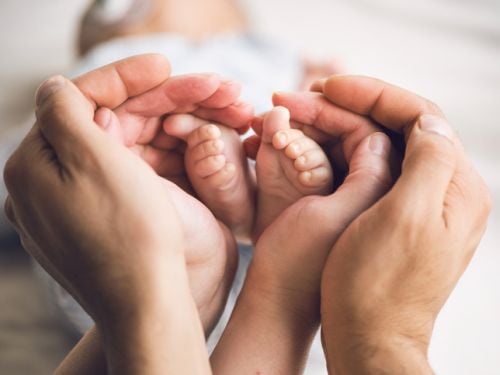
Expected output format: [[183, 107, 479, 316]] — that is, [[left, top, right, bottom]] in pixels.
[[272, 91, 288, 106], [143, 53, 172, 77], [94, 107, 112, 129], [367, 132, 391, 158], [243, 135, 261, 160], [35, 75, 67, 107], [310, 78, 327, 93], [251, 116, 264, 136], [418, 114, 455, 141]]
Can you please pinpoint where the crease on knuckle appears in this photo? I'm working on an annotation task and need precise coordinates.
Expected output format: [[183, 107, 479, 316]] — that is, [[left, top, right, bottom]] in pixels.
[[408, 139, 455, 172], [36, 96, 65, 132]]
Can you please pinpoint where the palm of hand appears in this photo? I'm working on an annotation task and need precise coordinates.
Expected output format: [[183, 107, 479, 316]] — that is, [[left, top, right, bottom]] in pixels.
[[93, 74, 253, 331]]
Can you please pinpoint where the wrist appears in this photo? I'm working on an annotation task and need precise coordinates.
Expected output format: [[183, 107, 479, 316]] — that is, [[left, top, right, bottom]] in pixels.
[[244, 264, 321, 331], [211, 275, 319, 374], [96, 258, 211, 374]]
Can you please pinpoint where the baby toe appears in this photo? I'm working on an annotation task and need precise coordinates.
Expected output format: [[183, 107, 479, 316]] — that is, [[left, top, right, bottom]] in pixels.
[[294, 149, 327, 171], [284, 137, 317, 159], [204, 162, 238, 190], [298, 167, 332, 188], [189, 139, 225, 162], [272, 129, 305, 150], [262, 106, 291, 143], [187, 124, 222, 148], [194, 154, 227, 178]]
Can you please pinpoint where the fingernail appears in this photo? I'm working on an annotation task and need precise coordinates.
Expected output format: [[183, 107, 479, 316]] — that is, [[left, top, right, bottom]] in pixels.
[[368, 133, 389, 156], [419, 115, 454, 140], [35, 75, 66, 106]]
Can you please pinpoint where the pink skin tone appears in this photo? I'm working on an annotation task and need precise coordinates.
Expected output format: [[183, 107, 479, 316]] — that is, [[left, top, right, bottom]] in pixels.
[[161, 106, 333, 243], [86, 64, 255, 333]]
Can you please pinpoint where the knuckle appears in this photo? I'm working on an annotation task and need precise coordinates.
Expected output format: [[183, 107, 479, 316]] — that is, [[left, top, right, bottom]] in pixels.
[[3, 154, 22, 192], [409, 138, 455, 169], [423, 99, 443, 116], [35, 95, 64, 130]]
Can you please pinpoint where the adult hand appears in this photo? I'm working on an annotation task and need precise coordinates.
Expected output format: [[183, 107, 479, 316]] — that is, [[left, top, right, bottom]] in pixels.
[[3, 65, 211, 374], [78, 55, 255, 333], [292, 76, 490, 374], [5, 56, 254, 374], [212, 129, 394, 374]]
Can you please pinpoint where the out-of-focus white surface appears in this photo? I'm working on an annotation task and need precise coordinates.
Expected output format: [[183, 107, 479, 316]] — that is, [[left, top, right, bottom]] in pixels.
[[0, 0, 499, 373]]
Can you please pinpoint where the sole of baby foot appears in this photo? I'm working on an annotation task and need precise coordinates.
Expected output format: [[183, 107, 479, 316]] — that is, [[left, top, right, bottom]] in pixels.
[[185, 123, 255, 241], [253, 107, 333, 240]]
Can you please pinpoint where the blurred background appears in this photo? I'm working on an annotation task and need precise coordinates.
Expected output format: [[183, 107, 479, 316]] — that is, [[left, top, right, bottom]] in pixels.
[[0, 0, 499, 373]]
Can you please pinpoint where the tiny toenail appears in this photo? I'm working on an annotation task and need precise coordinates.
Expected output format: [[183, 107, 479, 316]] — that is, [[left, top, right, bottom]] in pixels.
[[297, 156, 306, 165], [276, 132, 287, 145], [291, 144, 300, 154], [207, 125, 220, 137], [302, 171, 312, 180]]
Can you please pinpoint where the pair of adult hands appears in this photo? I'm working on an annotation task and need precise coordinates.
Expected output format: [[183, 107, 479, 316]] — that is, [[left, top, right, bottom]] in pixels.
[[3, 54, 491, 374]]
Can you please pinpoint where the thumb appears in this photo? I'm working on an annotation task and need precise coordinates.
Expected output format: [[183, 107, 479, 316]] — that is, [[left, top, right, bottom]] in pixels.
[[389, 115, 457, 216], [35, 75, 109, 168], [309, 132, 393, 244], [323, 132, 394, 223], [94, 107, 127, 145]]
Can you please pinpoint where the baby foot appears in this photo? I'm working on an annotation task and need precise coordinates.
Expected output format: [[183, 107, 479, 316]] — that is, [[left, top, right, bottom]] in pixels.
[[254, 106, 333, 239], [164, 114, 255, 240]]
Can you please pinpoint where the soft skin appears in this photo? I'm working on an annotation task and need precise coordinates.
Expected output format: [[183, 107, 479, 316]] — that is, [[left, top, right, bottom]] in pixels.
[[211, 131, 393, 375], [212, 76, 490, 375], [262, 76, 491, 374], [3, 54, 254, 375]]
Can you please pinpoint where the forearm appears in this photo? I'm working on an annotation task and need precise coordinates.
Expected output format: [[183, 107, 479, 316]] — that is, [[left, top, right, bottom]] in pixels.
[[211, 280, 319, 374], [57, 260, 211, 375], [100, 264, 212, 375]]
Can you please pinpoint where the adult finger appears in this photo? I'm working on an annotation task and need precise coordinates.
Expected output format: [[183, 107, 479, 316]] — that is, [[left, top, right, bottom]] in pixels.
[[34, 76, 109, 169], [115, 74, 254, 129], [199, 80, 242, 108], [116, 73, 221, 117], [291, 132, 393, 261], [193, 101, 255, 129], [243, 135, 261, 160], [310, 78, 327, 93], [384, 115, 457, 217], [73, 54, 171, 109], [272, 91, 379, 163], [319, 132, 394, 226], [322, 75, 444, 135]]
